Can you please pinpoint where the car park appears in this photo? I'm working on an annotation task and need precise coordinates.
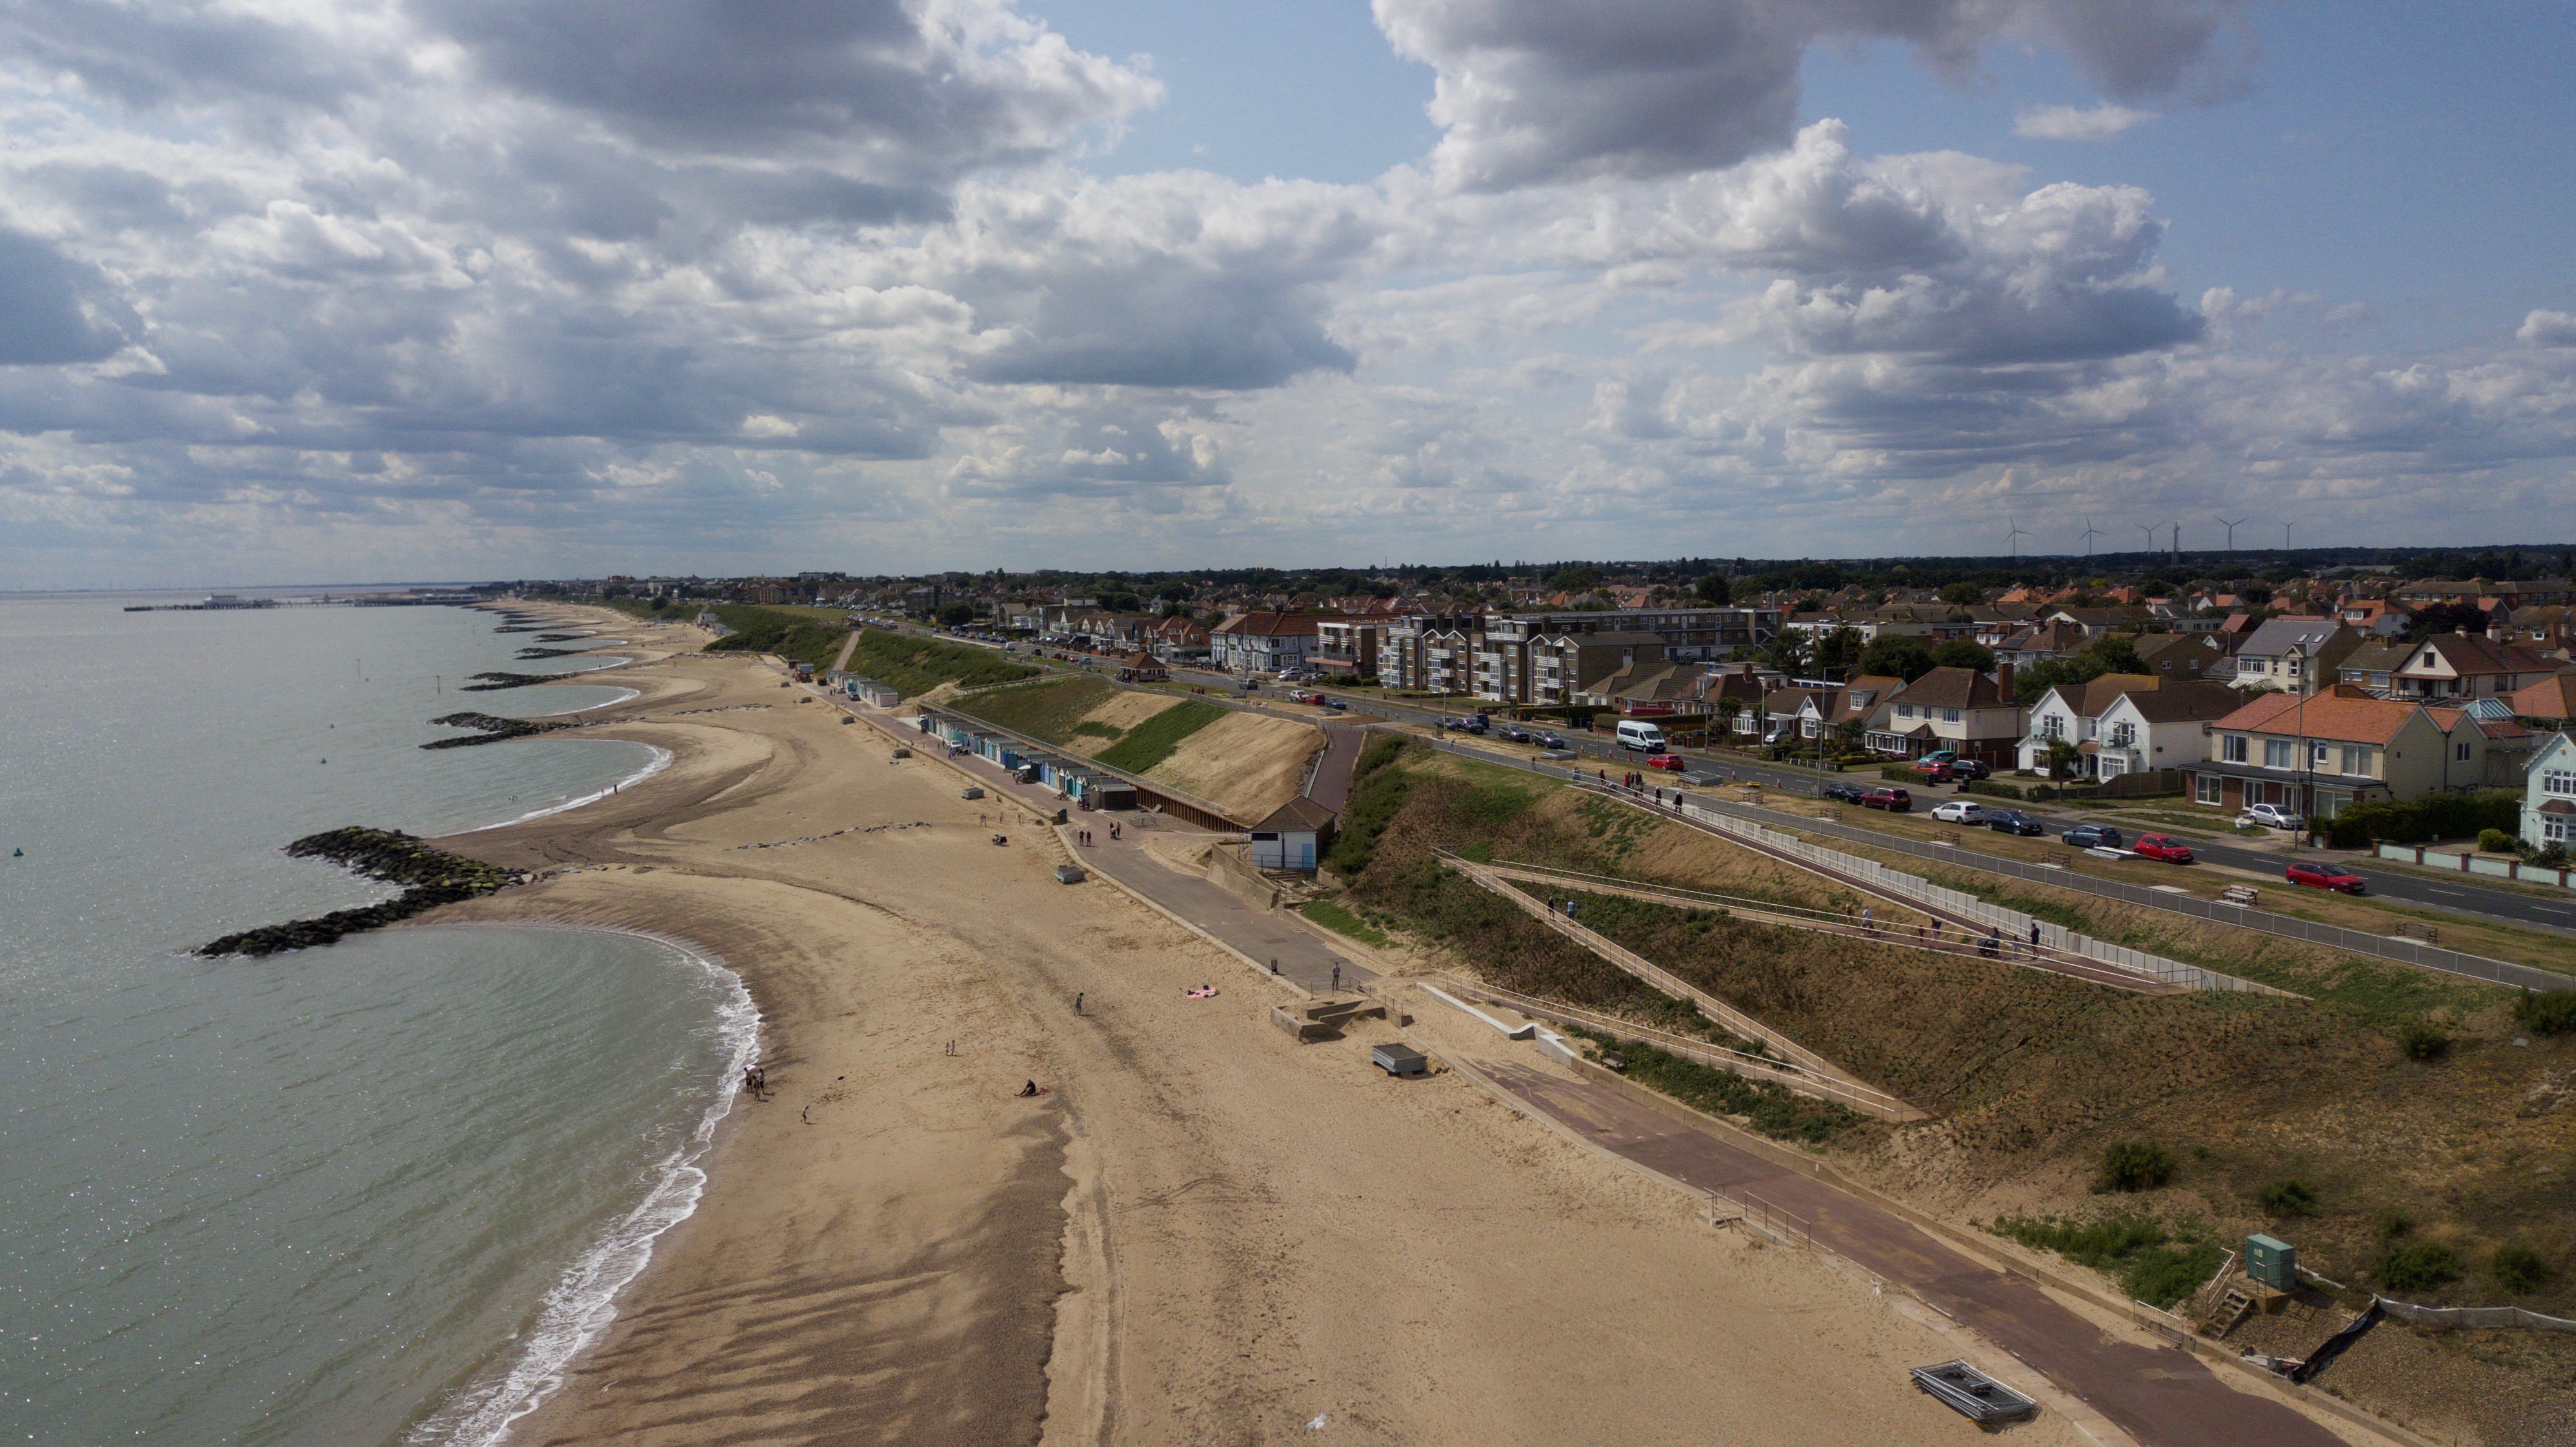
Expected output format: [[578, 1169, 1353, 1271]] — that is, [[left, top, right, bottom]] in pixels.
[[2133, 834, 2195, 864], [2287, 860, 2368, 894], [1929, 800, 1987, 824], [2237, 802, 2303, 831], [1823, 782, 1866, 804], [2061, 824, 2126, 849], [1647, 753, 1685, 771], [1860, 787, 1913, 812], [1984, 808, 2045, 836]]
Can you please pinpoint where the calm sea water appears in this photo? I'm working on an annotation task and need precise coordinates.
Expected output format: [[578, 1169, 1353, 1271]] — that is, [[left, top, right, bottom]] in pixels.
[[0, 595, 752, 1447]]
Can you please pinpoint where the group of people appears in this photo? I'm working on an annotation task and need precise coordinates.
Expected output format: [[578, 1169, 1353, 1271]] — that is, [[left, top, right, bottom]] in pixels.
[[1074, 822, 1120, 845], [740, 1063, 769, 1100]]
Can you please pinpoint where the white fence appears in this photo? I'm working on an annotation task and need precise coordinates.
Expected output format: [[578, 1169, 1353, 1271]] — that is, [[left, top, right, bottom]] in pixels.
[[2376, 1298, 2576, 1333]]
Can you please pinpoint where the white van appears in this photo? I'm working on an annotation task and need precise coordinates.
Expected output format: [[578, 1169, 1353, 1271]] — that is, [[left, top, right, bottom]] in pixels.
[[1615, 719, 1667, 752]]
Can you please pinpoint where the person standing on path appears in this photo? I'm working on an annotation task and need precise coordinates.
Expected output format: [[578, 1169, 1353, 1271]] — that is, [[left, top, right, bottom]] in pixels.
[[1331, 963, 1342, 993], [2028, 922, 2041, 951]]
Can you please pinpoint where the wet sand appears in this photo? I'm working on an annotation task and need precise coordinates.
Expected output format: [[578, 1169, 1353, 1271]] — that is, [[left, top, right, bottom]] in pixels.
[[427, 605, 2118, 1446]]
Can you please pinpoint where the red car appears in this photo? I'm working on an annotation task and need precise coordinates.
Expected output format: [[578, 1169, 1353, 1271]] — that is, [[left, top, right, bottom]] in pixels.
[[2286, 860, 2368, 894], [1647, 753, 1686, 771], [1860, 787, 1913, 812], [2133, 834, 2195, 864], [1911, 758, 1954, 782]]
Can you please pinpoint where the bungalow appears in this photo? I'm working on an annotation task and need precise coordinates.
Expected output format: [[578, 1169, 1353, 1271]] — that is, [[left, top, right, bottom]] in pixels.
[[2523, 733, 2576, 851], [1116, 651, 1169, 683], [1759, 685, 1831, 744], [1860, 666, 2026, 766], [2385, 631, 2557, 702], [2182, 686, 2530, 819]]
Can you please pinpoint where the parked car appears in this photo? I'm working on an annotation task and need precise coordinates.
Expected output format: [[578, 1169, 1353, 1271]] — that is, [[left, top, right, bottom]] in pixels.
[[1911, 758, 1955, 782], [1647, 752, 1685, 771], [1238, 677, 1260, 691], [1823, 782, 1866, 804], [1323, 697, 1349, 711], [2133, 834, 2195, 864], [1860, 787, 1913, 812], [1918, 749, 1959, 766], [1539, 731, 1567, 749], [1501, 724, 1533, 743], [2238, 802, 2303, 831], [2286, 860, 2369, 894], [1929, 800, 1987, 824], [1945, 758, 1991, 780], [2061, 824, 2126, 849], [1984, 808, 2046, 836]]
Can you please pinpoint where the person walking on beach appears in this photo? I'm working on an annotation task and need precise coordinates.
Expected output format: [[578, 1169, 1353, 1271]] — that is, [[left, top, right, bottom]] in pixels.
[[1074, 991, 1084, 1016]]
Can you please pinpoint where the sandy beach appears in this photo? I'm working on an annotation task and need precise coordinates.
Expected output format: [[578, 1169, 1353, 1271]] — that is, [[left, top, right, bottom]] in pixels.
[[422, 604, 2168, 1446]]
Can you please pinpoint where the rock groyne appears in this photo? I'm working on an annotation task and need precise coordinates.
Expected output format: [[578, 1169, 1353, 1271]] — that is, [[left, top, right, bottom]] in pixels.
[[196, 827, 518, 956], [422, 711, 576, 749]]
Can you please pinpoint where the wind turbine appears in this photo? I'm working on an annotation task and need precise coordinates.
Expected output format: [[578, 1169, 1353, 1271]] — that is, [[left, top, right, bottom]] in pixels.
[[2006, 516, 2028, 562], [2079, 516, 2103, 559], [2284, 521, 2295, 552], [2134, 522, 2157, 554], [2215, 515, 2248, 551]]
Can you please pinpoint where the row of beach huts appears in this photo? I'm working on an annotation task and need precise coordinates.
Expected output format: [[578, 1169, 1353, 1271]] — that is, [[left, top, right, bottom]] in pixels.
[[912, 711, 1138, 811]]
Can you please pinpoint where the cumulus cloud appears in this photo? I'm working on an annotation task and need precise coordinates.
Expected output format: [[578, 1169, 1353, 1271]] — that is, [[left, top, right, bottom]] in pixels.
[[2013, 103, 2155, 141], [1373, 0, 2246, 190], [2522, 310, 2576, 348]]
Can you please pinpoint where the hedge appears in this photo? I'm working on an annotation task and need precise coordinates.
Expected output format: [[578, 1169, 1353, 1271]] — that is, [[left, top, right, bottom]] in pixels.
[[1966, 778, 2098, 803], [2324, 791, 2521, 850]]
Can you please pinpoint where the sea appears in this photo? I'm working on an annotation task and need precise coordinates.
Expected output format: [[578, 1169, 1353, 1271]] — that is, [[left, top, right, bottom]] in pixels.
[[0, 592, 756, 1447]]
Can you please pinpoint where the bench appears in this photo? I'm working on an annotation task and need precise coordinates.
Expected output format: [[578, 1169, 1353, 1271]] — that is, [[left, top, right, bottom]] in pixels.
[[2219, 885, 2259, 906]]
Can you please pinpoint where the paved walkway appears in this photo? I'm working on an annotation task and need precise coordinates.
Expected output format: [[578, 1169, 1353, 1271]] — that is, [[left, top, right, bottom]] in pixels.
[[1303, 724, 1366, 813], [1470, 1057, 2348, 1447]]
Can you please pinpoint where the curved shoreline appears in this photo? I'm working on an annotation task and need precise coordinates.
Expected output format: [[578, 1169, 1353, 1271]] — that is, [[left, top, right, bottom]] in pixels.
[[459, 743, 673, 833], [400, 922, 758, 1447]]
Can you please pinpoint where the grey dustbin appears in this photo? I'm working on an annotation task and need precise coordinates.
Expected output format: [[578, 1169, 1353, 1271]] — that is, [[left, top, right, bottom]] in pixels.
[[1054, 864, 1086, 885], [961, 785, 984, 800]]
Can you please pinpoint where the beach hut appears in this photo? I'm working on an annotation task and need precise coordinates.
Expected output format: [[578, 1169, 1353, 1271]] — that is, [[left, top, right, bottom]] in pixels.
[[1247, 797, 1337, 871]]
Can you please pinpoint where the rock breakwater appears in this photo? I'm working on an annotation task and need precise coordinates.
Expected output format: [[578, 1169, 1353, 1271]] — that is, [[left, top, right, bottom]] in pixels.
[[422, 712, 578, 749], [196, 827, 519, 956]]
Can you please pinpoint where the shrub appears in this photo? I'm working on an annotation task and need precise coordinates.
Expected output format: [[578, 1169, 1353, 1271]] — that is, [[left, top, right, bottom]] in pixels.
[[2255, 1178, 2320, 1219], [2097, 1140, 2175, 1193], [2374, 1240, 2463, 1293], [2513, 989, 2576, 1037], [2491, 1244, 2553, 1294], [2478, 828, 2521, 854], [2395, 1021, 2451, 1060], [2325, 791, 2522, 849], [1987, 1211, 2224, 1310]]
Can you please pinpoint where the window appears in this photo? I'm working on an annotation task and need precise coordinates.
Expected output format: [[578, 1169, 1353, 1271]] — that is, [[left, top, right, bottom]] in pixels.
[[2311, 742, 2332, 769], [2264, 738, 2295, 768], [1897, 703, 1915, 718], [1941, 707, 1962, 724], [2342, 745, 2373, 776], [2222, 734, 2249, 763], [2107, 723, 2135, 747], [2196, 774, 2224, 805], [2546, 818, 2569, 844], [2456, 740, 2473, 762], [2040, 714, 2064, 738], [2546, 769, 2576, 798]]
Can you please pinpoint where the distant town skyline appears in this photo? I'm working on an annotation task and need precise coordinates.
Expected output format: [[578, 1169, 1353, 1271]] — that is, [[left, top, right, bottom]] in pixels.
[[3, 1, 2571, 589]]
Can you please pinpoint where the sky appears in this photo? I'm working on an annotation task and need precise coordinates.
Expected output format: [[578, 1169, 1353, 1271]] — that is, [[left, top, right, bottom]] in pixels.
[[1, 0, 2572, 587]]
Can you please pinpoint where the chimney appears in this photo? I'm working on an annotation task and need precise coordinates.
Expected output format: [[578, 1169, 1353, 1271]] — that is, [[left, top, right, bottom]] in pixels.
[[1995, 660, 2015, 700]]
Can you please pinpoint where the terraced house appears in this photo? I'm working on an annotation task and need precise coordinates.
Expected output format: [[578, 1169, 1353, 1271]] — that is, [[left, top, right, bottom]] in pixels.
[[2181, 686, 2532, 819]]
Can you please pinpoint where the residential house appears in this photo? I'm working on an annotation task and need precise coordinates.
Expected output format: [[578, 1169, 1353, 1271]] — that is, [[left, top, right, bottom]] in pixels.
[[2335, 640, 2410, 694], [2130, 632, 2228, 680], [2088, 681, 2240, 780], [2220, 618, 2362, 695], [2522, 733, 2576, 851], [1860, 667, 2026, 765], [2507, 670, 2576, 729], [2182, 687, 2531, 819], [1116, 651, 1169, 683], [2044, 606, 2153, 638], [1993, 620, 2091, 665], [1145, 615, 1213, 665], [2336, 598, 2410, 637], [1758, 685, 1831, 744], [2018, 673, 2160, 776], [2385, 631, 2557, 702], [1209, 612, 1321, 673]]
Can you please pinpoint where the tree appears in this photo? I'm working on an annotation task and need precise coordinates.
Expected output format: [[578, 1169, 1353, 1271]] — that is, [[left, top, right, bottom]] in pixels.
[[1931, 639, 1995, 672], [1815, 626, 1866, 678], [1695, 572, 1733, 605], [1833, 717, 1866, 754], [2085, 634, 2143, 675], [1938, 581, 1985, 605], [1715, 696, 1745, 741], [1858, 635, 1934, 682], [2042, 736, 2082, 781], [936, 602, 978, 627], [1762, 630, 1811, 676], [2406, 601, 2488, 641], [1548, 565, 1604, 592]]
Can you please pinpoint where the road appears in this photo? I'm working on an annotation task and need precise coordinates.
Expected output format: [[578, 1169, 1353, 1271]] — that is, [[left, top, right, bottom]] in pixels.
[[863, 621, 2576, 939]]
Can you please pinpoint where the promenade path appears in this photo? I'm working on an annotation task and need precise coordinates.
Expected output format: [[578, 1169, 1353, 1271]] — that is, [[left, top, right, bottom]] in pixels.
[[1467, 1055, 2350, 1447]]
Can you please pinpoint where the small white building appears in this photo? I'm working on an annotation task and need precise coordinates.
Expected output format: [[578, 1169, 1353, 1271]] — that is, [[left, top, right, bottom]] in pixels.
[[1248, 797, 1337, 871]]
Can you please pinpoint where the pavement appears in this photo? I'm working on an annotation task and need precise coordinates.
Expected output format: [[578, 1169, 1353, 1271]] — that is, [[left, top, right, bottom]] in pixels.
[[1469, 1055, 2353, 1447], [1303, 724, 1367, 813]]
